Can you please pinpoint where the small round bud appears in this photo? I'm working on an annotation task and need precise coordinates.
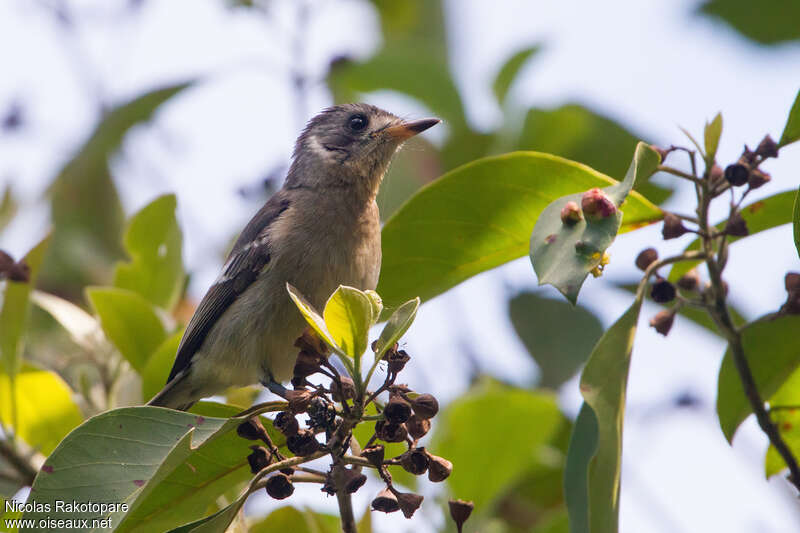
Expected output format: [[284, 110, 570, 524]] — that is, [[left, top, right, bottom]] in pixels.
[[650, 280, 676, 303], [286, 429, 321, 456], [372, 487, 400, 513], [560, 201, 583, 225], [649, 309, 676, 336], [273, 411, 299, 436], [724, 163, 749, 186], [286, 389, 314, 414], [331, 376, 355, 402], [406, 414, 431, 440], [785, 272, 800, 293], [361, 444, 385, 467], [725, 212, 749, 237], [756, 134, 779, 158], [265, 473, 294, 499], [581, 188, 617, 221], [247, 446, 269, 474], [409, 394, 439, 419], [399, 447, 429, 475], [384, 396, 412, 424], [426, 453, 453, 482], [748, 169, 771, 189], [676, 269, 699, 292], [709, 164, 724, 184], [448, 499, 475, 533], [395, 490, 424, 519], [237, 418, 268, 442], [635, 248, 658, 271], [661, 213, 688, 240], [375, 420, 408, 443]]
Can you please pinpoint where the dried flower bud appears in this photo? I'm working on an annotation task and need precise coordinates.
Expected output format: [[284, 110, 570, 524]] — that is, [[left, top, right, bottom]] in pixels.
[[286, 429, 321, 456], [294, 327, 329, 356], [426, 453, 453, 482], [581, 188, 617, 221], [273, 411, 299, 436], [748, 168, 771, 189], [6, 261, 30, 283], [785, 273, 800, 293], [0, 250, 13, 273], [385, 349, 411, 374], [293, 350, 323, 379], [361, 444, 385, 467], [724, 163, 749, 186], [375, 420, 408, 443], [649, 309, 676, 336], [237, 417, 268, 442], [247, 445, 269, 474], [448, 499, 475, 533], [331, 376, 355, 402], [782, 290, 800, 315], [372, 488, 399, 513], [406, 414, 431, 440], [265, 473, 294, 499], [286, 389, 314, 414], [340, 467, 367, 494], [399, 448, 429, 475], [756, 134, 779, 158], [635, 248, 658, 271], [321, 477, 337, 495], [560, 201, 583, 225], [307, 397, 335, 430], [409, 394, 439, 419], [709, 164, 724, 184], [725, 212, 749, 237], [662, 213, 688, 240], [740, 146, 758, 165], [384, 396, 412, 424], [650, 280, 676, 303], [676, 269, 700, 291], [394, 490, 424, 518]]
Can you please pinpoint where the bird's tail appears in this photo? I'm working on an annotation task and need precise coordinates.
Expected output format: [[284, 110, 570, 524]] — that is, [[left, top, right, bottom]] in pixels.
[[146, 372, 196, 411]]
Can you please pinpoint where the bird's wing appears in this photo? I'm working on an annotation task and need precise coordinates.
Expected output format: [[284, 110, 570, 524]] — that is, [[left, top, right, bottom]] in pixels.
[[166, 193, 291, 383]]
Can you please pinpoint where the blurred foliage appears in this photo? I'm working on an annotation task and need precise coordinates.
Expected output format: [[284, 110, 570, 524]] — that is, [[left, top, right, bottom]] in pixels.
[[781, 89, 800, 148], [0, 185, 16, 234], [697, 0, 800, 45]]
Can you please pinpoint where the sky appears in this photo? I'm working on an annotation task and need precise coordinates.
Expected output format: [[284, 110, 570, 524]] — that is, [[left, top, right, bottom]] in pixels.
[[2, 0, 800, 531]]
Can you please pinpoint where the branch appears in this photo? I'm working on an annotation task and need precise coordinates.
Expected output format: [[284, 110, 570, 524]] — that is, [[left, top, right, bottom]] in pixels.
[[0, 438, 37, 487]]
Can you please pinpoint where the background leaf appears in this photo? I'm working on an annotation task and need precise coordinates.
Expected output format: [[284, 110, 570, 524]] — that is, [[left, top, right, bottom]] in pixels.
[[0, 185, 17, 234], [564, 403, 599, 533], [780, 89, 800, 147], [794, 186, 800, 258], [493, 46, 540, 106], [763, 366, 800, 477], [697, 0, 800, 45], [30, 290, 106, 352], [141, 330, 184, 402], [249, 506, 342, 533]]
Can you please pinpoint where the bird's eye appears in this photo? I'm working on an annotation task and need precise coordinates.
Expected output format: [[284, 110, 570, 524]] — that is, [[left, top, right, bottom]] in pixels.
[[348, 113, 368, 132]]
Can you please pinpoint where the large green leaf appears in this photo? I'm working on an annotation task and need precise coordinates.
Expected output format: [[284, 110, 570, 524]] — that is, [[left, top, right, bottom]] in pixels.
[[0, 364, 82, 455], [323, 286, 373, 359], [509, 292, 603, 388], [780, 89, 800, 147], [697, 0, 800, 45], [717, 314, 800, 441], [433, 380, 565, 510], [43, 83, 191, 297], [114, 194, 185, 311], [493, 46, 540, 106], [0, 235, 50, 378], [566, 293, 644, 533], [531, 143, 660, 303], [669, 189, 798, 281], [86, 287, 167, 374], [763, 366, 800, 477], [378, 152, 662, 308], [517, 105, 671, 205]]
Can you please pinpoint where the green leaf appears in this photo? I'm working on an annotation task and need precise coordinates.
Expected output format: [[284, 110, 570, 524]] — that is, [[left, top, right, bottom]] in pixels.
[[433, 380, 565, 510], [0, 364, 83, 455], [669, 189, 798, 281], [86, 287, 167, 373], [166, 491, 247, 533], [564, 403, 598, 533], [249, 506, 342, 533], [378, 152, 662, 308], [793, 186, 800, 258], [704, 112, 723, 164], [517, 105, 672, 205], [286, 284, 338, 352], [374, 297, 419, 357], [142, 330, 184, 402], [697, 0, 800, 45], [763, 366, 800, 477], [30, 290, 106, 352], [323, 286, 373, 359], [530, 143, 660, 303], [0, 235, 50, 378], [0, 184, 17, 234], [569, 293, 645, 533], [114, 194, 185, 311], [780, 89, 800, 147], [717, 314, 800, 441], [509, 292, 603, 388], [493, 46, 540, 106]]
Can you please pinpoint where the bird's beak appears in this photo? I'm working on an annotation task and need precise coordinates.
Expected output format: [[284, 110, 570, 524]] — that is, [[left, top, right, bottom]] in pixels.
[[384, 118, 441, 141]]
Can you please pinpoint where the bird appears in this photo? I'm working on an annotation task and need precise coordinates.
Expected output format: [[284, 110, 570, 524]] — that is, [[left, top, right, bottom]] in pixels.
[[147, 103, 440, 410]]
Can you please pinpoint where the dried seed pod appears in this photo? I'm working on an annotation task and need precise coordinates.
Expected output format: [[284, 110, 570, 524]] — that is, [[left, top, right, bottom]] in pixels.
[[286, 429, 321, 456], [427, 453, 453, 482], [372, 487, 400, 513], [321, 477, 337, 495], [341, 468, 368, 494], [237, 417, 268, 442], [294, 327, 329, 356], [265, 473, 294, 499], [293, 350, 323, 379], [406, 414, 431, 440], [273, 411, 299, 436], [375, 420, 408, 443], [725, 212, 749, 237], [560, 201, 583, 225], [649, 309, 676, 336], [785, 272, 800, 293], [709, 163, 724, 185], [307, 397, 335, 430], [331, 376, 355, 402], [286, 389, 314, 413], [676, 269, 700, 291], [7, 261, 30, 283], [395, 490, 424, 519], [650, 280, 676, 303], [386, 349, 411, 373], [581, 188, 617, 221], [409, 394, 439, 419], [635, 248, 658, 271], [756, 134, 779, 158], [0, 250, 13, 273], [724, 163, 749, 186], [384, 396, 412, 424], [661, 213, 688, 240], [399, 447, 429, 475], [748, 168, 771, 189], [448, 499, 475, 533], [247, 445, 269, 474], [361, 444, 385, 467]]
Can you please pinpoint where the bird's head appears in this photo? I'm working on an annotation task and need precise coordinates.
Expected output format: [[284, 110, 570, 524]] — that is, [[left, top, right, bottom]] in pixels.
[[286, 103, 440, 199]]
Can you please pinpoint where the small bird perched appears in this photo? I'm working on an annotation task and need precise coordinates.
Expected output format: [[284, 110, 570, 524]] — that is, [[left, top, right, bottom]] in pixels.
[[148, 103, 439, 410]]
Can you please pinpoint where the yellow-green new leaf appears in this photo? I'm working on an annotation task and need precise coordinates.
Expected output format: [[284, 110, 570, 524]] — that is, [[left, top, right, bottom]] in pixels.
[[374, 298, 419, 358], [286, 283, 338, 351], [704, 112, 723, 164], [323, 286, 373, 359]]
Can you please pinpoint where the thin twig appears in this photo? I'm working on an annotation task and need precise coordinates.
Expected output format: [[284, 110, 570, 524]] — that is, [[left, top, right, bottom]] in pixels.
[[0, 438, 37, 486], [657, 165, 704, 185]]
